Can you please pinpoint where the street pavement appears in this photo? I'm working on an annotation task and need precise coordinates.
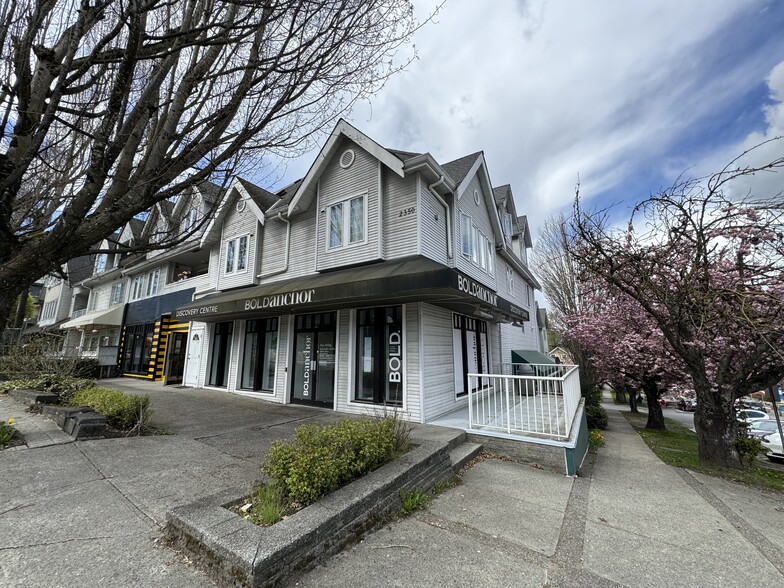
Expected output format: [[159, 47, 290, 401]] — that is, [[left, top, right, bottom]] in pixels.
[[1, 381, 783, 587]]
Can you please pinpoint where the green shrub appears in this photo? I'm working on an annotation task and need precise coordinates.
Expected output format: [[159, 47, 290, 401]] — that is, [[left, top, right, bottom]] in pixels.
[[585, 386, 603, 408], [0, 420, 21, 447], [262, 416, 409, 506], [734, 434, 764, 467], [9, 375, 96, 402], [586, 405, 608, 430], [588, 429, 605, 451], [399, 487, 431, 515], [68, 387, 150, 429]]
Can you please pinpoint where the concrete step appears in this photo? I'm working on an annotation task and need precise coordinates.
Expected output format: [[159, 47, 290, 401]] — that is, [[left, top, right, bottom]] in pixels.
[[449, 441, 483, 472], [9, 388, 59, 405]]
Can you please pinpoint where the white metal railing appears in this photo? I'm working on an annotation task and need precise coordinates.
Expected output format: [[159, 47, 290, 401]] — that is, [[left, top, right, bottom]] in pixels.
[[467, 364, 581, 440], [71, 308, 88, 318]]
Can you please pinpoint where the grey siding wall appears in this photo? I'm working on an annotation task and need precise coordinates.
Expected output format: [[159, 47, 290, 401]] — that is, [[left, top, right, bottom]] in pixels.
[[421, 303, 464, 421], [499, 322, 541, 365], [418, 178, 450, 265], [216, 196, 260, 291], [316, 139, 381, 271], [382, 171, 418, 260], [258, 206, 317, 283], [404, 303, 422, 422], [454, 174, 498, 289]]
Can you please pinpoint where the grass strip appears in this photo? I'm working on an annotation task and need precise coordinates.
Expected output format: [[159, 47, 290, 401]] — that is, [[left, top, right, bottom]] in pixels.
[[623, 411, 784, 493]]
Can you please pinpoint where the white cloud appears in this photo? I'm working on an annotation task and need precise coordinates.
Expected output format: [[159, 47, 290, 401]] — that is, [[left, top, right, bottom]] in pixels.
[[277, 0, 784, 238]]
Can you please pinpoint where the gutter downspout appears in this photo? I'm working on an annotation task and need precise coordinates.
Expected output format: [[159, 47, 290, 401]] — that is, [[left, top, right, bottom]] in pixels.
[[428, 175, 453, 259], [258, 212, 291, 279]]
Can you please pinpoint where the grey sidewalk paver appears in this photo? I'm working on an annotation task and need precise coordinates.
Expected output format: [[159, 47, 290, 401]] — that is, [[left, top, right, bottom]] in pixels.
[[3, 382, 784, 588], [0, 394, 73, 449]]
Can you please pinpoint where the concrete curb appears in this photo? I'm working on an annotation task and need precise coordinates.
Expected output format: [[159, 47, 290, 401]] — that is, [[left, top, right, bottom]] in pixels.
[[166, 440, 454, 587]]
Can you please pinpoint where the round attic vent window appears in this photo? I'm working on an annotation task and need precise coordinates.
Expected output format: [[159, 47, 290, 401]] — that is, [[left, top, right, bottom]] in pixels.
[[340, 149, 356, 169], [473, 189, 480, 205], [236, 199, 246, 212]]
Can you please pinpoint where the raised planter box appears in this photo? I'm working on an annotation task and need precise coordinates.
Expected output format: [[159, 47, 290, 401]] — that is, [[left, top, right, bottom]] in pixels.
[[166, 440, 453, 588], [40, 405, 108, 439], [9, 388, 59, 405]]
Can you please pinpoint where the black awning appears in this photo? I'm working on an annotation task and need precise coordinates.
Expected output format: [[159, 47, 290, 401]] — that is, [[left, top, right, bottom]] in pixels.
[[173, 256, 530, 323]]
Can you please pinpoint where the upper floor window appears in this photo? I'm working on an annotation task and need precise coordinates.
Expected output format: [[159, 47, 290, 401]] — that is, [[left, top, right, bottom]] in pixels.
[[502, 213, 513, 238], [181, 209, 199, 234], [327, 194, 365, 250], [94, 254, 107, 274], [88, 291, 98, 311], [506, 267, 515, 296], [42, 301, 57, 320], [460, 212, 473, 257], [225, 235, 249, 274], [110, 282, 125, 305], [145, 269, 160, 297], [460, 212, 494, 276], [130, 274, 145, 300]]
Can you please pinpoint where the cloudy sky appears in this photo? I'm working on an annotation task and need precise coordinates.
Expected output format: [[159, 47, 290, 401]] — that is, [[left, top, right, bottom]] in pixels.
[[275, 0, 784, 242]]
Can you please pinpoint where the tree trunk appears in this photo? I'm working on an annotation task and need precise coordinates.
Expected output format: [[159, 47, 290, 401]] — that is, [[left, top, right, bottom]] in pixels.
[[12, 287, 30, 328], [693, 383, 742, 469], [614, 387, 627, 405], [642, 378, 666, 430], [628, 390, 638, 413], [0, 282, 26, 343]]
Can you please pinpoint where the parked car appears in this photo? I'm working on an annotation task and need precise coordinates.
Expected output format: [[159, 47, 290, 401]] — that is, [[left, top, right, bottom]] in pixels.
[[760, 432, 784, 463], [736, 398, 766, 412], [677, 399, 697, 412], [736, 409, 769, 423], [745, 419, 783, 438]]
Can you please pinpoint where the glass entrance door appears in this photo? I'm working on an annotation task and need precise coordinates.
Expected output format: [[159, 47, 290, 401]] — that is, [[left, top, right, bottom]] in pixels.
[[165, 331, 187, 385], [291, 313, 336, 408]]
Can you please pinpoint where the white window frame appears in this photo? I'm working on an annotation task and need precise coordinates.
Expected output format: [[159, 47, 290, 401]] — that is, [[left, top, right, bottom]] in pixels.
[[507, 267, 515, 296], [225, 234, 249, 274], [485, 237, 494, 276], [502, 213, 513, 238], [460, 212, 473, 257], [94, 254, 107, 274], [181, 208, 199, 234], [326, 193, 367, 250], [145, 269, 160, 297], [130, 274, 146, 301], [110, 282, 125, 305]]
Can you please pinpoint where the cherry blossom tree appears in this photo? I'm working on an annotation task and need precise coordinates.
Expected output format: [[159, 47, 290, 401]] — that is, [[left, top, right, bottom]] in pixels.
[[570, 147, 784, 468], [564, 285, 690, 429]]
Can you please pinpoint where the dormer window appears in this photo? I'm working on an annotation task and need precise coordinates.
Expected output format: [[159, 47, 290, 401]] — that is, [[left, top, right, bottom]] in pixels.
[[502, 213, 513, 238], [181, 209, 199, 234], [327, 193, 366, 250], [225, 235, 249, 274], [94, 254, 107, 273]]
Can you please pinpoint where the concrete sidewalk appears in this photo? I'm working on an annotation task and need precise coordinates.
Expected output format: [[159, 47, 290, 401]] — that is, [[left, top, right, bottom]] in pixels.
[[2, 384, 783, 587], [291, 411, 784, 587]]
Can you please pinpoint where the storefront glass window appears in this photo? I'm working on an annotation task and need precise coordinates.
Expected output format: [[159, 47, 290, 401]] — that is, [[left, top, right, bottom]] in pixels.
[[355, 306, 402, 405], [240, 318, 278, 391], [453, 314, 489, 397]]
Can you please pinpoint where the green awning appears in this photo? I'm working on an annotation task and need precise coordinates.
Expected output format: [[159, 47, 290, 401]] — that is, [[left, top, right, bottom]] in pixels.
[[511, 349, 555, 365]]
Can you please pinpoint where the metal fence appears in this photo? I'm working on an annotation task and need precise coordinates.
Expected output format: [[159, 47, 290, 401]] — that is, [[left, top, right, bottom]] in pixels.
[[467, 364, 581, 440]]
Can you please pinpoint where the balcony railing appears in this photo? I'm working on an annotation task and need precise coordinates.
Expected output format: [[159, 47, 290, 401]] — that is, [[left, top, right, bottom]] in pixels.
[[467, 364, 581, 440], [71, 308, 88, 318]]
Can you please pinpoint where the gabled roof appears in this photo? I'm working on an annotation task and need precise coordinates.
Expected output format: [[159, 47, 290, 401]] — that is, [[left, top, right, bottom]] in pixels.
[[517, 215, 533, 248], [442, 152, 482, 187], [266, 178, 303, 216], [287, 119, 405, 217], [493, 184, 512, 206], [127, 218, 145, 240], [236, 177, 279, 211], [66, 255, 95, 285], [387, 149, 422, 161]]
